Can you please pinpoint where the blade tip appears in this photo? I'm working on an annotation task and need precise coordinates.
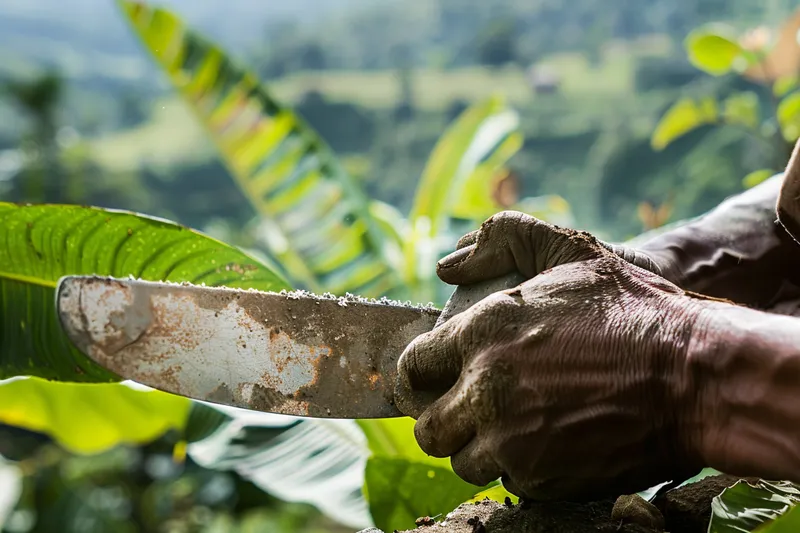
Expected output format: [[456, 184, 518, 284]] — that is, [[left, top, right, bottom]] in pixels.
[[54, 275, 143, 356]]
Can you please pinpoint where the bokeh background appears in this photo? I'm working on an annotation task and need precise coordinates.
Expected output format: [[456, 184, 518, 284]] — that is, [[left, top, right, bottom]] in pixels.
[[2, 0, 800, 531]]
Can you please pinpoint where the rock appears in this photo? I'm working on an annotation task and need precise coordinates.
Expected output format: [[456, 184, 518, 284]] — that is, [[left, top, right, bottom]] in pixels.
[[653, 474, 751, 533], [611, 494, 665, 530]]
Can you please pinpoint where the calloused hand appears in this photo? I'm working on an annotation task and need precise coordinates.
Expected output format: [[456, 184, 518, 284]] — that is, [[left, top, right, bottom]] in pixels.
[[394, 215, 718, 501], [433, 210, 666, 286]]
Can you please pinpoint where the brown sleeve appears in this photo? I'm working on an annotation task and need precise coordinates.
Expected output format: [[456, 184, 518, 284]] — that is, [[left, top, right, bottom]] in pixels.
[[629, 174, 800, 310]]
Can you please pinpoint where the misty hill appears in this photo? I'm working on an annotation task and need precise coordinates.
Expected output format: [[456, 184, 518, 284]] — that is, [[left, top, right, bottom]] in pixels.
[[0, 0, 384, 81]]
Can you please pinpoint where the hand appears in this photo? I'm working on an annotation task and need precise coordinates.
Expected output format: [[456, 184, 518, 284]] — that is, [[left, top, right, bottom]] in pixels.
[[394, 217, 717, 502], [433, 210, 667, 286]]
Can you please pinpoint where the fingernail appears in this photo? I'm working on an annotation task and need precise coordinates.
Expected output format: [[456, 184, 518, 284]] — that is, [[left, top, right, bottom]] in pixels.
[[437, 246, 471, 269]]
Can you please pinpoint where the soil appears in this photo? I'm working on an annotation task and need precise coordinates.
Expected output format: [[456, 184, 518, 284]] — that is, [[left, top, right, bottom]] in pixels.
[[360, 474, 744, 533]]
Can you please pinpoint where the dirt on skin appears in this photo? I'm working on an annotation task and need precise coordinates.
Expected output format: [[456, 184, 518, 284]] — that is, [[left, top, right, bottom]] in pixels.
[[365, 475, 743, 533]]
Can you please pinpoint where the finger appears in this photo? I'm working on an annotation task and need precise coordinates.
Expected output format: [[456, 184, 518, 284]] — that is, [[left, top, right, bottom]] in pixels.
[[436, 211, 604, 286], [413, 381, 476, 457], [394, 316, 469, 418], [437, 212, 528, 284], [501, 476, 537, 501], [456, 230, 479, 249], [450, 438, 504, 487]]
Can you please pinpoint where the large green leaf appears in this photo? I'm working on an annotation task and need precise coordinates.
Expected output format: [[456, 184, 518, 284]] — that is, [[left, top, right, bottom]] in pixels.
[[404, 96, 522, 287], [188, 406, 373, 530], [0, 201, 288, 456], [709, 480, 800, 533], [357, 418, 498, 529], [0, 202, 288, 381], [358, 418, 445, 465], [685, 26, 745, 76], [364, 457, 493, 532], [1, 201, 409, 529], [758, 505, 800, 532], [0, 378, 189, 454], [651, 97, 719, 151], [118, 0, 402, 298]]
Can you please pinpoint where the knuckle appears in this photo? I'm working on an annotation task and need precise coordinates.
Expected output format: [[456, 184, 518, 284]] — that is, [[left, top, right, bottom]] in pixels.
[[451, 448, 498, 486], [413, 409, 447, 457], [467, 359, 502, 427], [463, 362, 508, 424], [492, 210, 534, 225], [480, 211, 523, 236], [396, 339, 419, 381], [412, 411, 433, 451], [467, 294, 521, 336], [397, 334, 436, 390], [456, 230, 479, 249], [472, 291, 514, 317]]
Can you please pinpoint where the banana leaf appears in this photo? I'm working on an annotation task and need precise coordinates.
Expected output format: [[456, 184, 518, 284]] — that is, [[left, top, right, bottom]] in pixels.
[[189, 403, 373, 529], [118, 0, 403, 298], [0, 201, 286, 452], [404, 96, 522, 288], [0, 202, 371, 528], [709, 479, 800, 533], [0, 202, 288, 381]]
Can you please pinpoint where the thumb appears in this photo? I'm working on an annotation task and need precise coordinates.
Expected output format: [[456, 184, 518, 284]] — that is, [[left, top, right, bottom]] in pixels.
[[436, 211, 607, 286]]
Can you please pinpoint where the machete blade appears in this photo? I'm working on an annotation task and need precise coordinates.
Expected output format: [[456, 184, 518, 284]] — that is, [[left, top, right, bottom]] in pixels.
[[55, 276, 441, 419]]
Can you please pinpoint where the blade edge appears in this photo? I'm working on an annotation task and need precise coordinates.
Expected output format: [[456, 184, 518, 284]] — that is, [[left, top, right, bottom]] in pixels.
[[56, 276, 440, 418]]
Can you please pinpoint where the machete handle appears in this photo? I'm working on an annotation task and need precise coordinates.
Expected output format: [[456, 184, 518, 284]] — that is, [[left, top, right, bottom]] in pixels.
[[435, 271, 527, 328]]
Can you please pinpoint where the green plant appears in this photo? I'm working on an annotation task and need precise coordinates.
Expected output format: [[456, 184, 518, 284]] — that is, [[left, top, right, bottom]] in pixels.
[[709, 480, 800, 533], [117, 2, 558, 528], [645, 16, 800, 531], [651, 17, 800, 189], [0, 1, 578, 530]]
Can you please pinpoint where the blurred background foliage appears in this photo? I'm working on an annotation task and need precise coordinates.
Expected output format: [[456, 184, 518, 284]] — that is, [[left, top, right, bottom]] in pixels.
[[3, 0, 800, 531]]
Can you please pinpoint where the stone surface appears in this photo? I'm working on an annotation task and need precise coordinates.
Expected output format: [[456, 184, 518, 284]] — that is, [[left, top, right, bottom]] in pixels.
[[611, 494, 664, 530]]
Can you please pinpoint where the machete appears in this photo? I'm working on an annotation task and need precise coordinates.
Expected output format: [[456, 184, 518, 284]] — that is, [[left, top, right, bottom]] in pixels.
[[55, 272, 524, 419]]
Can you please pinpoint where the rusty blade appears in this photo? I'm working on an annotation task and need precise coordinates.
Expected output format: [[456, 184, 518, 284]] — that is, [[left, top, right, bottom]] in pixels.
[[56, 276, 441, 418]]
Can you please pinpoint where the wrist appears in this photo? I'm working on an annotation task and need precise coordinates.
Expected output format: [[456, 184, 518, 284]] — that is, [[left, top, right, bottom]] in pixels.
[[681, 301, 800, 481]]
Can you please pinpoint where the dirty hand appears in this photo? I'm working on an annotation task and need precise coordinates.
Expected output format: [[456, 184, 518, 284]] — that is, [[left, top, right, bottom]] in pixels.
[[431, 210, 666, 286], [394, 215, 717, 501]]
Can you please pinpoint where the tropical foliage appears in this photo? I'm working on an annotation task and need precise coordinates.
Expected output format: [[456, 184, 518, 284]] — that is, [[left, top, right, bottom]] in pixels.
[[1, 1, 799, 531], [0, 0, 543, 530], [651, 14, 800, 188]]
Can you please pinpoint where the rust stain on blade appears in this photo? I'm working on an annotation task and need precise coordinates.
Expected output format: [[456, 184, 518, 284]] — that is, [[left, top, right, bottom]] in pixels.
[[56, 276, 441, 419]]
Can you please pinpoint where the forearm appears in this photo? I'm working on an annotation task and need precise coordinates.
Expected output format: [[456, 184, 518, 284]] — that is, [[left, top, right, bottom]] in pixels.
[[631, 176, 800, 308], [687, 302, 800, 481]]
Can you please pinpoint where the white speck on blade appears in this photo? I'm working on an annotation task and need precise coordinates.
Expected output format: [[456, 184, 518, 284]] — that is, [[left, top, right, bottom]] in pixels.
[[339, 356, 347, 368]]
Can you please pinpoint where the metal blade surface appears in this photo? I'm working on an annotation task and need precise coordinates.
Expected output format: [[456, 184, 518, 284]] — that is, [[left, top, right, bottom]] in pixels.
[[56, 276, 441, 418]]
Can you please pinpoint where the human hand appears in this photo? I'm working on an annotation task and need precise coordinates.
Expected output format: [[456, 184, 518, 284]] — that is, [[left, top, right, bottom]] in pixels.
[[433, 210, 666, 286], [394, 217, 716, 501]]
